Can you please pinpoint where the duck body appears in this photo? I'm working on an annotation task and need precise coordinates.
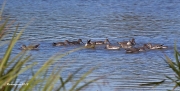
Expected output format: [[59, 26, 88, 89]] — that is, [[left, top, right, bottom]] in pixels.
[[118, 38, 136, 48], [21, 44, 40, 50], [53, 40, 70, 46], [65, 40, 75, 45], [71, 39, 84, 45], [138, 46, 146, 51], [138, 44, 149, 51], [145, 43, 168, 49], [125, 44, 148, 53], [118, 42, 133, 48], [85, 40, 96, 48], [53, 42, 65, 46], [125, 47, 140, 53], [105, 44, 120, 50], [92, 38, 110, 45]]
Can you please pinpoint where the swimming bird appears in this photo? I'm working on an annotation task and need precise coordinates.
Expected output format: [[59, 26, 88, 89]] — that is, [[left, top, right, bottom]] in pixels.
[[145, 43, 168, 49], [105, 43, 120, 50], [85, 40, 96, 48], [125, 47, 140, 53], [65, 40, 75, 45], [71, 39, 84, 45], [21, 44, 40, 50], [138, 44, 149, 51], [92, 38, 110, 45], [52, 40, 70, 46], [125, 44, 149, 53], [118, 38, 136, 48]]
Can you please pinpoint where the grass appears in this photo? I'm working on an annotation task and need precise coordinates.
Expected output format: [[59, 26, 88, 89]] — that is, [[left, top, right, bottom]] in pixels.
[[140, 44, 180, 91], [164, 44, 180, 90], [0, 3, 101, 91]]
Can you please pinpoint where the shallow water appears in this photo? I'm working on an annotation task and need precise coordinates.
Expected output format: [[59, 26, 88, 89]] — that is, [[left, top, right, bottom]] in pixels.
[[1, 0, 180, 90]]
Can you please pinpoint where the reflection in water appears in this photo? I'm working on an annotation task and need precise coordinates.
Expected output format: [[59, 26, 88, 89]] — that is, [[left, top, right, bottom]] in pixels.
[[1, 0, 180, 90]]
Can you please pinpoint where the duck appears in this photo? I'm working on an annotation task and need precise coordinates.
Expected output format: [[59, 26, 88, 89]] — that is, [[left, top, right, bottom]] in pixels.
[[125, 44, 148, 53], [145, 43, 168, 49], [92, 38, 110, 45], [52, 40, 70, 46], [125, 47, 140, 53], [138, 44, 149, 51], [65, 40, 75, 45], [21, 44, 40, 50], [71, 39, 84, 45], [105, 43, 120, 50], [118, 38, 136, 48], [85, 40, 96, 48]]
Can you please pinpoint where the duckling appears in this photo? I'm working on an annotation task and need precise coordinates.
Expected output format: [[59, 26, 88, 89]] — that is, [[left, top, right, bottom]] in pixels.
[[145, 43, 168, 49], [105, 43, 120, 50], [118, 38, 136, 48], [21, 44, 40, 50], [92, 38, 110, 45], [85, 40, 96, 48], [52, 40, 69, 46]]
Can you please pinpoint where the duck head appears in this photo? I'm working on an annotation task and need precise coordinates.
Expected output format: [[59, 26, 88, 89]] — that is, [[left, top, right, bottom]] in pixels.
[[34, 44, 40, 48], [78, 39, 84, 44], [21, 45, 27, 49], [104, 38, 110, 44], [130, 38, 136, 45]]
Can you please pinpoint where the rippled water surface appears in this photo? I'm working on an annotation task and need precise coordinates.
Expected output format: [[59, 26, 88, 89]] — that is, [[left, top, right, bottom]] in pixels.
[[1, 0, 180, 90]]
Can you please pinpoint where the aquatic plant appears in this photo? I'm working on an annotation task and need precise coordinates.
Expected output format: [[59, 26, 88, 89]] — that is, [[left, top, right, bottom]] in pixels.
[[164, 44, 180, 90], [140, 44, 180, 91]]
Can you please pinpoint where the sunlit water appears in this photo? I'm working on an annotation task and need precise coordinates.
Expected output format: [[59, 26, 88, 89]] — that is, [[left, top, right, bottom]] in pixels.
[[1, 0, 180, 90]]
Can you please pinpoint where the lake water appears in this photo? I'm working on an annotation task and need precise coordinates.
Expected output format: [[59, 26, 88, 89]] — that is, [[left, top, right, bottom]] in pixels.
[[1, 0, 180, 90]]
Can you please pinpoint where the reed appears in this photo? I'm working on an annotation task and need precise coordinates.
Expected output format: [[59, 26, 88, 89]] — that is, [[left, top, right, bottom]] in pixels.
[[140, 44, 180, 90], [164, 44, 180, 90]]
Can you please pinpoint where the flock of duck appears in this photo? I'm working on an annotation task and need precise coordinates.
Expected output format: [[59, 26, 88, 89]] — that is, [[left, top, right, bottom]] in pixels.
[[20, 38, 168, 53]]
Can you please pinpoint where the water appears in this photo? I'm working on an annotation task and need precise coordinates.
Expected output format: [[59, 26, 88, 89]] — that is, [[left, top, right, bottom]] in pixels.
[[1, 0, 180, 90]]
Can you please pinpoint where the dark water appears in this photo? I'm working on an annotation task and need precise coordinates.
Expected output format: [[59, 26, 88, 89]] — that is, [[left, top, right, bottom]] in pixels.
[[1, 0, 180, 90]]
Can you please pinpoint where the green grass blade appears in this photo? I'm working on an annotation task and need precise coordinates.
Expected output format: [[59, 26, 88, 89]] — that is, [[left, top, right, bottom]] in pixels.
[[21, 55, 59, 90], [174, 44, 180, 71], [5, 51, 27, 68], [0, 62, 36, 87], [0, 56, 32, 79], [21, 47, 82, 91], [165, 55, 180, 77], [11, 81, 21, 91], [75, 77, 102, 91], [0, 55, 32, 81], [5, 52, 28, 75], [0, 20, 15, 40], [0, 24, 22, 75], [0, 0, 6, 21], [56, 67, 84, 91], [57, 77, 66, 91], [173, 84, 178, 91], [38, 69, 49, 91], [43, 69, 61, 91], [69, 67, 97, 91], [0, 19, 8, 38], [165, 75, 180, 90]]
